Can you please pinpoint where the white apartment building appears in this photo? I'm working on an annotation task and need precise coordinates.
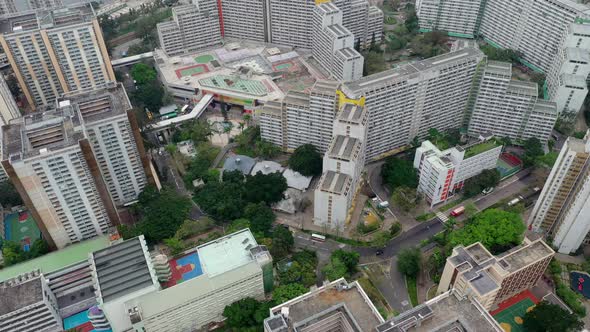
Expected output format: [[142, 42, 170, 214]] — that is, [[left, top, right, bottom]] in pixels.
[[0, 271, 63, 332], [59, 85, 149, 207], [259, 80, 340, 153], [157, 4, 222, 57], [367, 5, 384, 45], [547, 21, 590, 116], [414, 136, 502, 206], [0, 4, 115, 109], [437, 239, 554, 311], [314, 103, 368, 229], [220, 0, 267, 42], [267, 0, 315, 48], [416, 0, 486, 38], [28, 0, 63, 10], [468, 61, 558, 145], [341, 47, 485, 161], [0, 74, 20, 182], [0, 0, 15, 15], [529, 132, 590, 254], [312, 3, 363, 82]]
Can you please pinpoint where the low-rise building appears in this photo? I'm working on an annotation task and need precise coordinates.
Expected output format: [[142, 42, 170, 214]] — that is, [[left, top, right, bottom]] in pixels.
[[414, 135, 502, 207], [264, 278, 384, 332], [376, 289, 502, 332], [437, 238, 554, 311]]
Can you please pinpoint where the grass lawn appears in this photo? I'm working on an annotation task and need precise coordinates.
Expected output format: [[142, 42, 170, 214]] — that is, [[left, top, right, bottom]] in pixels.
[[416, 212, 435, 222], [537, 151, 558, 168], [406, 275, 419, 307], [385, 16, 397, 24], [465, 140, 500, 158]]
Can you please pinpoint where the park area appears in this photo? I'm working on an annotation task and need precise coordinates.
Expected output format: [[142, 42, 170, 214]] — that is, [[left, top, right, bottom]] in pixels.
[[491, 290, 539, 332], [3, 211, 41, 251]]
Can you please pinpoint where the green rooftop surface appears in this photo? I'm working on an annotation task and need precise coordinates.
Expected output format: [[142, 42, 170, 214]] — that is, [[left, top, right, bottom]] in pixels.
[[199, 75, 268, 96], [465, 140, 500, 158], [0, 236, 110, 282]]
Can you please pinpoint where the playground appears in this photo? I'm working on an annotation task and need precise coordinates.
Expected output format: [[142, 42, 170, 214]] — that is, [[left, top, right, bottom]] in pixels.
[[194, 54, 215, 64], [175, 64, 210, 78], [3, 211, 41, 251], [491, 290, 539, 332], [63, 310, 109, 332], [163, 252, 204, 288], [571, 271, 590, 299], [497, 152, 523, 179]]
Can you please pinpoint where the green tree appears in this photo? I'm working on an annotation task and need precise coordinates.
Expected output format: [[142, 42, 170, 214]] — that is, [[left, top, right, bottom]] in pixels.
[[288, 144, 322, 176], [279, 261, 304, 284], [372, 231, 391, 248], [244, 202, 276, 235], [245, 172, 287, 204], [270, 226, 294, 260], [188, 120, 213, 144], [462, 169, 501, 198], [0, 181, 23, 207], [272, 283, 308, 304], [363, 51, 387, 75], [333, 250, 360, 274], [174, 218, 214, 240], [194, 181, 245, 221], [133, 80, 165, 112], [222, 169, 245, 183], [2, 241, 25, 266], [381, 157, 418, 190], [391, 186, 419, 211], [130, 63, 157, 85], [164, 237, 185, 255], [523, 302, 583, 332], [227, 218, 251, 233], [523, 137, 544, 166], [449, 208, 525, 254], [222, 298, 262, 329], [397, 247, 421, 277], [323, 257, 349, 281]]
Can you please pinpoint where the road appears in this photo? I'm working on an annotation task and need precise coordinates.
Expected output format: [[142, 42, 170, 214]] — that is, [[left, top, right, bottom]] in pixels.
[[472, 169, 533, 212]]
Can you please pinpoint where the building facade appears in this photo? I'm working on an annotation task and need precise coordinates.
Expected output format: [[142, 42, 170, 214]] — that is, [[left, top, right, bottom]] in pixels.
[[0, 271, 62, 332], [0, 0, 16, 15], [28, 0, 63, 10], [414, 136, 502, 207], [468, 61, 558, 145], [220, 0, 267, 42], [529, 132, 590, 254], [437, 238, 554, 311], [546, 21, 590, 117], [267, 0, 315, 48], [315, 102, 368, 229], [341, 47, 485, 161], [312, 3, 363, 82], [416, 0, 486, 38], [157, 4, 222, 57], [0, 4, 115, 109]]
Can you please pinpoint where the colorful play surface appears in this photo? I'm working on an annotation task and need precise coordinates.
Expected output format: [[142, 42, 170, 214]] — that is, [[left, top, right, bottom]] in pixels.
[[497, 153, 522, 178], [3, 211, 41, 251], [63, 310, 112, 332], [491, 290, 539, 332], [194, 54, 214, 64], [571, 271, 590, 298], [274, 63, 292, 70], [175, 64, 209, 78], [164, 252, 204, 287]]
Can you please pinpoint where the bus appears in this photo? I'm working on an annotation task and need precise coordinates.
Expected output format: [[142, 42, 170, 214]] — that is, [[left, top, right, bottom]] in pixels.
[[311, 233, 326, 242], [450, 206, 465, 217]]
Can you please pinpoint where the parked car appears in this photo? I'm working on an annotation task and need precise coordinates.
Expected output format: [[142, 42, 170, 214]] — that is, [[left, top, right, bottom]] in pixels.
[[482, 187, 494, 195], [375, 249, 384, 256]]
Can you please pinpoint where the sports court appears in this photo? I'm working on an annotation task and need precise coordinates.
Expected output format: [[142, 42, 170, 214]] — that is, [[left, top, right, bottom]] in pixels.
[[194, 54, 214, 64], [491, 290, 539, 332], [175, 64, 209, 78], [272, 60, 299, 73], [3, 211, 41, 251], [571, 271, 590, 298], [497, 153, 523, 179], [164, 252, 204, 288], [63, 310, 112, 332]]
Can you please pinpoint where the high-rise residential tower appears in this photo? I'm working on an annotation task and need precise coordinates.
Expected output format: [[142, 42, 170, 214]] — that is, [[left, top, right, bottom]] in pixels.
[[157, 4, 222, 57], [267, 0, 315, 48], [529, 132, 590, 254], [0, 4, 115, 109], [220, 0, 267, 42], [0, 0, 16, 15], [27, 0, 63, 10], [1, 84, 152, 249], [0, 74, 20, 182], [312, 2, 363, 81], [416, 0, 486, 38], [467, 61, 558, 145]]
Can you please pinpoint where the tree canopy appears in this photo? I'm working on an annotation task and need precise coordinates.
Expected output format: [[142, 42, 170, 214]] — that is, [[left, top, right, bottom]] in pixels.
[[130, 63, 157, 85], [270, 226, 294, 260], [397, 247, 421, 277], [480, 45, 521, 63], [462, 169, 501, 198], [244, 203, 276, 235], [1, 239, 49, 266], [244, 171, 287, 204], [523, 302, 583, 332], [392, 186, 419, 212], [449, 208, 525, 254], [381, 157, 418, 190], [323, 250, 359, 281], [223, 297, 271, 330], [272, 283, 308, 304], [279, 250, 318, 287], [288, 144, 322, 176], [0, 181, 23, 207], [117, 186, 192, 243], [523, 137, 545, 167]]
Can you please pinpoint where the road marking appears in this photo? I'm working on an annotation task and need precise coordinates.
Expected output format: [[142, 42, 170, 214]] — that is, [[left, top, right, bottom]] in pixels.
[[435, 212, 449, 223]]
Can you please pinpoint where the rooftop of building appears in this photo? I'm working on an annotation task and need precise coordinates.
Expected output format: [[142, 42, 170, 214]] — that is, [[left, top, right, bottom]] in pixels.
[[315, 2, 341, 15], [327, 24, 352, 39], [507, 80, 538, 97], [0, 3, 95, 34], [464, 138, 501, 158], [91, 236, 156, 303], [0, 236, 110, 282], [566, 135, 590, 153], [312, 80, 340, 95], [329, 135, 361, 161], [251, 160, 284, 175], [319, 171, 352, 195], [485, 61, 512, 76], [283, 168, 313, 191], [58, 83, 131, 124], [561, 73, 588, 88], [343, 47, 483, 94], [533, 100, 558, 115], [197, 228, 268, 277], [261, 100, 283, 115], [565, 47, 590, 63], [496, 238, 554, 273], [338, 103, 366, 124], [0, 273, 44, 316], [336, 47, 361, 60], [223, 154, 256, 175], [199, 75, 269, 96], [376, 290, 502, 332], [267, 279, 384, 332], [284, 91, 311, 107]]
